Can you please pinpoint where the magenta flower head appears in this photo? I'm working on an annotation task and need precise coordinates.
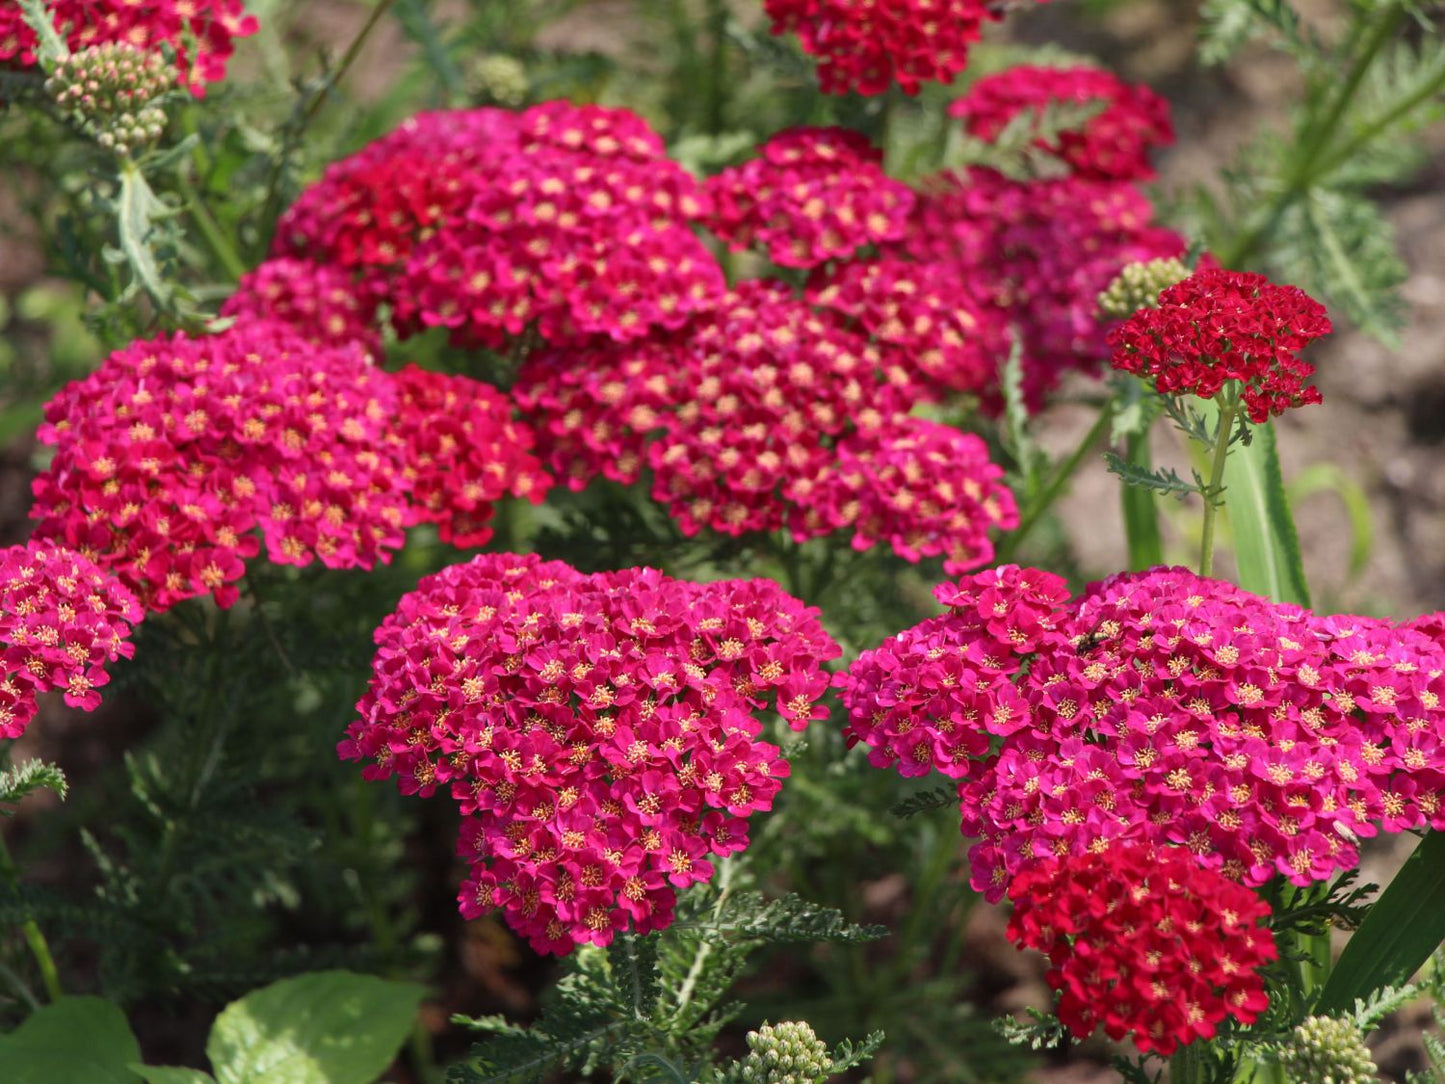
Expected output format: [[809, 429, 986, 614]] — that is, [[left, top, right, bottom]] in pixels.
[[1, 0, 259, 93], [340, 553, 840, 954], [704, 127, 915, 268], [949, 65, 1175, 181], [1108, 268, 1332, 422], [763, 0, 1035, 96], [1007, 842, 1277, 1055], [1, 541, 141, 738], [843, 564, 1445, 900], [221, 258, 383, 355], [29, 321, 413, 613]]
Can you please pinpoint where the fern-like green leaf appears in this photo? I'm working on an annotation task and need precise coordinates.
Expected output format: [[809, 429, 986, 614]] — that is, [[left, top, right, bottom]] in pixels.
[[669, 891, 887, 944], [888, 785, 956, 820], [1102, 449, 1203, 500], [0, 758, 68, 810]]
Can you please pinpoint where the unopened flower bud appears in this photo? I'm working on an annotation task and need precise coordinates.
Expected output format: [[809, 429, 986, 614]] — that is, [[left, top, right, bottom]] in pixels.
[[736, 1021, 834, 1084], [1279, 1016, 1378, 1084], [1097, 256, 1191, 319], [469, 53, 527, 107], [46, 41, 174, 156]]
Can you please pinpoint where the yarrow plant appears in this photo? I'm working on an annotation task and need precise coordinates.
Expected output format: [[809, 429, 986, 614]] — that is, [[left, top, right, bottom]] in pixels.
[[340, 553, 837, 953], [5, 0, 1445, 1081]]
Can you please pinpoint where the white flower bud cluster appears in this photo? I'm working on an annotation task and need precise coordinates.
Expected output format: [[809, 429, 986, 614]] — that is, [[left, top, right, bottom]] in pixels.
[[1279, 1015, 1380, 1084], [1097, 256, 1191, 319], [470, 54, 528, 107], [735, 1021, 834, 1084], [44, 42, 173, 157]]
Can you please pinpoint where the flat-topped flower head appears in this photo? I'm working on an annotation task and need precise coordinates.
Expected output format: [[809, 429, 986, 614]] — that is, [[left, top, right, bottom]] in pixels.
[[340, 553, 839, 952], [844, 564, 1445, 898], [29, 322, 412, 612], [0, 541, 141, 738], [275, 102, 723, 353], [763, 0, 1032, 96], [1007, 842, 1277, 1055], [1, 0, 259, 93], [704, 128, 915, 268], [44, 42, 173, 155], [950, 65, 1175, 181], [390, 366, 552, 548], [1108, 268, 1332, 422]]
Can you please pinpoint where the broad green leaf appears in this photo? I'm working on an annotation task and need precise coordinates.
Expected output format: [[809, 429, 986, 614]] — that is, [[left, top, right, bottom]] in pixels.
[[1120, 432, 1164, 570], [1220, 419, 1310, 606], [205, 971, 425, 1084], [134, 1068, 216, 1084], [0, 997, 142, 1084], [1317, 831, 1445, 1015]]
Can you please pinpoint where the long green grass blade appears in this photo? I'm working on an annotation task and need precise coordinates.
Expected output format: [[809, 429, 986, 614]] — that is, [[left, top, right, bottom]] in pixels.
[[1121, 432, 1164, 570], [1221, 419, 1310, 606], [1317, 831, 1445, 1014]]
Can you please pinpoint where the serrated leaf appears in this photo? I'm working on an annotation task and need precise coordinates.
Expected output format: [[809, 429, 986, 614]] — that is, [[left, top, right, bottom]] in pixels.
[[16, 0, 69, 66], [116, 162, 174, 310], [0, 997, 142, 1084], [205, 971, 425, 1084], [1197, 0, 1316, 66], [1219, 417, 1310, 605], [1317, 831, 1445, 1015], [889, 785, 956, 819], [1102, 448, 1202, 499], [0, 758, 68, 809], [607, 935, 660, 1020]]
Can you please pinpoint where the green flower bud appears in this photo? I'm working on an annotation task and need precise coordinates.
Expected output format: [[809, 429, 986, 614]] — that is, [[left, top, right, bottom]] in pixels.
[[1279, 1015, 1379, 1084], [45, 42, 174, 157], [736, 1021, 834, 1084], [469, 54, 528, 107], [1097, 256, 1192, 320]]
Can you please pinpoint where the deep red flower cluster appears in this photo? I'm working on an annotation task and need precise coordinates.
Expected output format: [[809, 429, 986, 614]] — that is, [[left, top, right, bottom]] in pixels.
[[29, 322, 550, 613], [704, 128, 914, 268], [221, 258, 382, 355], [391, 366, 552, 548], [0, 540, 142, 738], [949, 65, 1175, 181], [888, 167, 1187, 403], [807, 255, 1005, 397], [842, 564, 1445, 899], [763, 0, 1031, 96], [1109, 268, 1332, 422], [516, 282, 1018, 573], [0, 0, 258, 92], [339, 552, 839, 952], [1007, 842, 1277, 1054], [273, 103, 723, 351]]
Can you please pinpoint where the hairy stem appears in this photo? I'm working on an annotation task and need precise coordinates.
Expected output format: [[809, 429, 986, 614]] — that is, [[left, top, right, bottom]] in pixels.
[[1198, 390, 1240, 579], [0, 831, 62, 1004]]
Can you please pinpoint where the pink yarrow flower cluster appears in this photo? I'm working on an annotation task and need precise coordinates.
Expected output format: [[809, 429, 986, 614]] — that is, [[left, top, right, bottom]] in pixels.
[[887, 167, 1187, 404], [340, 553, 839, 953], [704, 128, 915, 268], [1008, 842, 1277, 1054], [1109, 268, 1333, 422], [220, 258, 383, 356], [949, 65, 1175, 181], [0, 0, 258, 92], [763, 0, 1040, 96], [29, 322, 550, 613], [272, 103, 724, 352], [1, 540, 141, 738], [841, 565, 1445, 898], [516, 282, 1018, 574]]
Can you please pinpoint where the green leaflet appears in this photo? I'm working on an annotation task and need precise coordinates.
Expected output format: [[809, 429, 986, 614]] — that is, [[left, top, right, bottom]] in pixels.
[[1120, 432, 1165, 571], [1316, 831, 1445, 1015], [1220, 418, 1310, 606]]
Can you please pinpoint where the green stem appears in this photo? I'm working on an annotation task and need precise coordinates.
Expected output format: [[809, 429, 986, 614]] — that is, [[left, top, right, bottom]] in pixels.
[[702, 0, 729, 136], [1219, 3, 1406, 268], [177, 166, 247, 283], [1170, 1041, 1209, 1084], [1198, 391, 1240, 579], [996, 405, 1113, 562], [0, 832, 63, 1004]]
